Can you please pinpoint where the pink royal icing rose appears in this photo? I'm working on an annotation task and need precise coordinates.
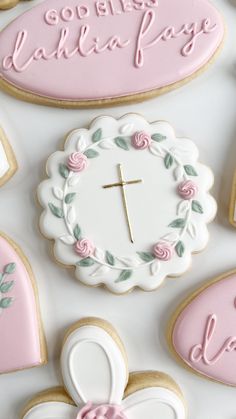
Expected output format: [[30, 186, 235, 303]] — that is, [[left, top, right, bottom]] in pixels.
[[67, 152, 88, 172], [131, 131, 151, 150], [77, 403, 127, 419], [178, 180, 198, 200], [153, 242, 173, 261], [74, 239, 95, 258]]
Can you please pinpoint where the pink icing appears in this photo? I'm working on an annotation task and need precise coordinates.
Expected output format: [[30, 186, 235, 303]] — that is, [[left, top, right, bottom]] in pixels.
[[0, 236, 42, 373], [153, 241, 173, 261], [178, 180, 198, 200], [172, 273, 236, 386], [131, 131, 151, 149], [74, 238, 95, 258], [67, 152, 88, 172], [77, 403, 127, 419], [0, 0, 224, 102], [190, 314, 236, 366]]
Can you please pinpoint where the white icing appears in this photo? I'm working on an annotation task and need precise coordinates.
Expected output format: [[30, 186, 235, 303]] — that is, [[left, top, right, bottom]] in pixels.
[[38, 114, 217, 293], [23, 402, 78, 419], [61, 325, 127, 405], [23, 321, 186, 419], [122, 388, 186, 419], [0, 140, 9, 178]]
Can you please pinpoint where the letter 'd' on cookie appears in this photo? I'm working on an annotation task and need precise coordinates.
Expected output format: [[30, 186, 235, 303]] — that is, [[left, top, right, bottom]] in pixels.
[[0, 0, 224, 107], [0, 233, 46, 374], [171, 271, 236, 386]]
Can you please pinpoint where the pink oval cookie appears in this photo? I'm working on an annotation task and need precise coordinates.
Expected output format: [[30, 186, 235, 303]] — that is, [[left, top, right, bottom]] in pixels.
[[0, 0, 224, 107], [171, 271, 236, 386], [0, 233, 46, 374]]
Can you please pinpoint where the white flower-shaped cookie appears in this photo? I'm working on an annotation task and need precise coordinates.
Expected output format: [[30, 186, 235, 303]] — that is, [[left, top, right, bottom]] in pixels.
[[22, 318, 186, 419]]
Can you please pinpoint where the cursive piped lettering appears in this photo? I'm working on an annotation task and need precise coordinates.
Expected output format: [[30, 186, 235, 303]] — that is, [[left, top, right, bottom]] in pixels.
[[2, 9, 217, 73], [190, 314, 236, 366], [135, 10, 216, 67]]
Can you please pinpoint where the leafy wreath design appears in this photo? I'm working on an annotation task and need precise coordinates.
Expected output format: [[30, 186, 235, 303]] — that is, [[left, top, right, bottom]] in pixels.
[[48, 124, 204, 283]]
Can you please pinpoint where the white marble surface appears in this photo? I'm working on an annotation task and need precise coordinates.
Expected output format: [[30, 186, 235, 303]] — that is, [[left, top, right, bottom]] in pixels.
[[0, 1, 236, 418]]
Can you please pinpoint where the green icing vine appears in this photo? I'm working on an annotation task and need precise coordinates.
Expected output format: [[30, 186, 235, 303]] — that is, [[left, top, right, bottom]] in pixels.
[[0, 263, 16, 310], [47, 127, 205, 282]]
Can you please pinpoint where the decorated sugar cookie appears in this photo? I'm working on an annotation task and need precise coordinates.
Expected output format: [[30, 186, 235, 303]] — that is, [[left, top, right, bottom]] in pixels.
[[0, 0, 31, 10], [0, 232, 47, 374], [0, 127, 17, 187], [170, 269, 236, 386], [229, 170, 236, 227], [21, 317, 186, 419], [38, 114, 216, 294], [0, 0, 224, 107]]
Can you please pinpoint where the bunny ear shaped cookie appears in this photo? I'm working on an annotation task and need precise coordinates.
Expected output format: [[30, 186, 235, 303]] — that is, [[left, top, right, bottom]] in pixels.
[[22, 318, 186, 419], [0, 127, 17, 187], [0, 232, 46, 373]]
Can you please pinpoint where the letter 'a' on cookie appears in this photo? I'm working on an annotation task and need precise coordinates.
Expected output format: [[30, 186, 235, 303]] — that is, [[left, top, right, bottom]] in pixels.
[[0, 0, 225, 108], [21, 317, 186, 419], [0, 0, 31, 10], [37, 114, 217, 294], [229, 170, 236, 227], [0, 232, 47, 374], [0, 127, 17, 187], [169, 269, 236, 386]]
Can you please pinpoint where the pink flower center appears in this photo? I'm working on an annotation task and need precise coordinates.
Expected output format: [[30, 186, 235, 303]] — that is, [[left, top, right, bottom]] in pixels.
[[76, 403, 127, 419]]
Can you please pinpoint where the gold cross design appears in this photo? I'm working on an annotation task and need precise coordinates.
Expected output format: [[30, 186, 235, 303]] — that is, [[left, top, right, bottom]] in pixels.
[[103, 164, 142, 243]]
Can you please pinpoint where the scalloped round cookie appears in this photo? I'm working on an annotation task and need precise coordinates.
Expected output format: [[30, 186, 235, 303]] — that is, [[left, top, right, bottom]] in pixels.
[[37, 114, 216, 294]]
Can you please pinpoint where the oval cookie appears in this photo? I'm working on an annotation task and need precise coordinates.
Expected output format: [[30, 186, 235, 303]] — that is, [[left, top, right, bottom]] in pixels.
[[0, 0, 224, 107], [0, 232, 47, 374], [38, 114, 216, 294], [170, 270, 236, 386], [22, 317, 186, 419]]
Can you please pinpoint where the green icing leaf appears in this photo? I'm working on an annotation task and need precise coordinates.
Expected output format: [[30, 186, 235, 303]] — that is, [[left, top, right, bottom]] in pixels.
[[175, 241, 185, 257], [84, 149, 99, 159], [48, 203, 64, 218], [169, 218, 186, 228], [0, 281, 14, 293], [74, 224, 82, 240], [192, 200, 204, 214], [59, 163, 69, 179], [184, 165, 198, 176], [164, 153, 174, 169], [4, 263, 16, 274], [77, 257, 95, 267], [65, 193, 76, 204], [115, 270, 132, 283], [137, 252, 155, 262], [114, 137, 129, 151], [106, 251, 115, 266], [0, 297, 13, 309], [92, 128, 102, 142], [151, 133, 166, 142]]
